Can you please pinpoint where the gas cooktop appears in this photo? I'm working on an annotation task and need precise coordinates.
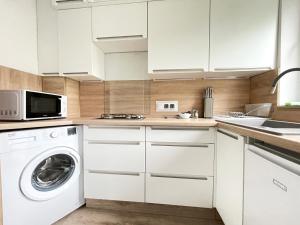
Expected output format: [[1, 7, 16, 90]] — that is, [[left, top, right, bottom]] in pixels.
[[98, 114, 145, 120]]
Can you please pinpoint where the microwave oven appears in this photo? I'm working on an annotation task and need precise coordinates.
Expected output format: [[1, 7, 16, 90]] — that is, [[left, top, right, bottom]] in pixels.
[[0, 90, 67, 121]]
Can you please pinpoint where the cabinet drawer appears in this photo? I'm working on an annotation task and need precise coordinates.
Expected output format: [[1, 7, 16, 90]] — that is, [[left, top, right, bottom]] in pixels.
[[146, 127, 214, 143], [84, 126, 145, 142], [146, 143, 214, 176], [84, 141, 145, 172], [146, 174, 213, 208], [84, 171, 145, 202]]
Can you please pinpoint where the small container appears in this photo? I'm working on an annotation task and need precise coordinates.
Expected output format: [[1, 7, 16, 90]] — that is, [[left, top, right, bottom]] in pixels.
[[179, 112, 192, 119], [204, 98, 214, 118]]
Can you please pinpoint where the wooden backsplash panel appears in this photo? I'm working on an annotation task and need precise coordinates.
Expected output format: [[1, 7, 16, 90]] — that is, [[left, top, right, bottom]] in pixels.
[[150, 79, 250, 116], [104, 81, 150, 114], [66, 78, 81, 118], [250, 70, 277, 105], [42, 77, 66, 95], [0, 65, 42, 91], [42, 76, 80, 118], [250, 70, 300, 122], [80, 81, 105, 117]]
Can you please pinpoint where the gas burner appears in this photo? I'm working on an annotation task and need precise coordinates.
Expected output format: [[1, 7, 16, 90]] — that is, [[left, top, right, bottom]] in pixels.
[[99, 114, 145, 120]]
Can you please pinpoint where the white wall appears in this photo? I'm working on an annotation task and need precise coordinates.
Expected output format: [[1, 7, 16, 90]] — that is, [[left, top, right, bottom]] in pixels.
[[279, 0, 300, 105], [0, 0, 38, 74]]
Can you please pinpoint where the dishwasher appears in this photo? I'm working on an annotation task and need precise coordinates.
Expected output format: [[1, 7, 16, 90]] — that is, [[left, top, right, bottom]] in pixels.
[[244, 139, 300, 225]]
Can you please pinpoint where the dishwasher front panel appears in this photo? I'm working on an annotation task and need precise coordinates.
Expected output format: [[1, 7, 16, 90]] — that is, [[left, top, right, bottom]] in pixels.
[[244, 145, 300, 225]]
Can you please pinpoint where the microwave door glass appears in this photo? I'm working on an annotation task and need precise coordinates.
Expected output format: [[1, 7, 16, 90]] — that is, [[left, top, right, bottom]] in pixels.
[[26, 92, 61, 118]]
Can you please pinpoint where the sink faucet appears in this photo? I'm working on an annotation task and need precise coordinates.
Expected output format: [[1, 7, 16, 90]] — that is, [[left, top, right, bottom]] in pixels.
[[271, 68, 300, 94]]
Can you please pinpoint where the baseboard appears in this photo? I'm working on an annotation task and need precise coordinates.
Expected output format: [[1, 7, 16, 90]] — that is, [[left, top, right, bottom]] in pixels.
[[86, 199, 221, 220]]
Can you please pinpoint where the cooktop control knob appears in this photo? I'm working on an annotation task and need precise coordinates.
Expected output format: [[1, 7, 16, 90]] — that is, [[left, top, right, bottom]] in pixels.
[[50, 131, 58, 138]]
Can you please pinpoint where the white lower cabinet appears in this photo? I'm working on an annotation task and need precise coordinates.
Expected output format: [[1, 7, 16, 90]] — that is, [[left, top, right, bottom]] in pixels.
[[83, 125, 216, 208], [216, 129, 245, 225], [85, 172, 145, 202], [145, 127, 215, 208], [83, 125, 146, 202], [146, 174, 213, 208]]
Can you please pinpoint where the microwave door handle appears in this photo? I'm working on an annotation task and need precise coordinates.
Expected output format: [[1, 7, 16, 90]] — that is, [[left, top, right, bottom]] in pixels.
[[57, 97, 62, 115]]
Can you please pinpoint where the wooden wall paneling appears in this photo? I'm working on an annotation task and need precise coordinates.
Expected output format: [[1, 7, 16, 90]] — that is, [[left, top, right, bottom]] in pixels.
[[0, 65, 42, 91], [250, 70, 277, 105], [271, 107, 300, 123], [42, 76, 80, 118], [250, 70, 300, 122], [150, 79, 250, 117], [42, 76, 66, 95], [104, 80, 150, 115], [80, 81, 105, 117], [65, 78, 80, 118]]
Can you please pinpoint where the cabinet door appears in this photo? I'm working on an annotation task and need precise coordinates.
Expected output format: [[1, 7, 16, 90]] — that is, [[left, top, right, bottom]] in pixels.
[[148, 0, 209, 74], [58, 8, 92, 75], [216, 129, 244, 225], [210, 0, 279, 72], [37, 0, 59, 75], [92, 2, 147, 40]]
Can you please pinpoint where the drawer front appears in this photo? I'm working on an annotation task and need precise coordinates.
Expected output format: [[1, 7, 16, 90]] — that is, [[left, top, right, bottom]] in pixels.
[[146, 143, 214, 176], [84, 171, 145, 202], [146, 127, 214, 143], [84, 141, 145, 172], [84, 126, 145, 142], [146, 174, 213, 208]]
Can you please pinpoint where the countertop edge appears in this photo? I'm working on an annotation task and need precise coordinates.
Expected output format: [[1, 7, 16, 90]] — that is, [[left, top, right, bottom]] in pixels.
[[0, 118, 299, 154]]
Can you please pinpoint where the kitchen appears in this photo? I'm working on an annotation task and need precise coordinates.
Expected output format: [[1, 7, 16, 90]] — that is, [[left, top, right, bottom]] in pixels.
[[0, 0, 299, 225]]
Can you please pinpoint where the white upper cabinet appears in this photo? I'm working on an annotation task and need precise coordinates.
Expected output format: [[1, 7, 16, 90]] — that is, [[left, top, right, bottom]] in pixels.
[[58, 8, 105, 81], [37, 0, 59, 75], [92, 2, 147, 53], [210, 0, 279, 73], [148, 0, 210, 77]]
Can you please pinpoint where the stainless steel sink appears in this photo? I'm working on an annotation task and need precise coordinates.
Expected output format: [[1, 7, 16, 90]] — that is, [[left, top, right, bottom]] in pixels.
[[216, 116, 300, 135]]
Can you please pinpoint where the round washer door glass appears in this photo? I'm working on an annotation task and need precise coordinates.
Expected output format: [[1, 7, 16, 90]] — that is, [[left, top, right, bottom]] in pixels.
[[20, 147, 80, 201], [32, 154, 75, 192]]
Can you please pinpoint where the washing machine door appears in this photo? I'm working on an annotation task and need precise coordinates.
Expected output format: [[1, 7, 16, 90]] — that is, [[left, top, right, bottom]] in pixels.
[[20, 147, 80, 201]]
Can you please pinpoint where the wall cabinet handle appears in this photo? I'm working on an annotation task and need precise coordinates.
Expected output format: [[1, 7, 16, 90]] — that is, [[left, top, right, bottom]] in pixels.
[[214, 67, 272, 71], [152, 69, 204, 73], [63, 72, 89, 75], [55, 0, 85, 3], [96, 35, 144, 41], [217, 129, 239, 140], [42, 72, 59, 75]]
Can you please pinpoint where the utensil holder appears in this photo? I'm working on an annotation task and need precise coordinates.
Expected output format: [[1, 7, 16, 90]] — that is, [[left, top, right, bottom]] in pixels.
[[204, 98, 214, 118]]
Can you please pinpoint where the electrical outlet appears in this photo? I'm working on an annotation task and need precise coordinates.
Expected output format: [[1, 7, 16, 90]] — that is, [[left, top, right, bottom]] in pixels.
[[156, 101, 178, 112]]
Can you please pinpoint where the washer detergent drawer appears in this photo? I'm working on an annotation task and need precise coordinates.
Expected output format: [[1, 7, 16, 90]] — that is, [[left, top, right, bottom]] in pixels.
[[84, 141, 145, 173], [146, 143, 214, 176], [84, 126, 145, 142], [146, 174, 213, 208], [84, 171, 145, 202]]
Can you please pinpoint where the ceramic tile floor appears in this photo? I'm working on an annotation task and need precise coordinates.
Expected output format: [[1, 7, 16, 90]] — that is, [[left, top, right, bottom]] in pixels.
[[54, 207, 223, 225]]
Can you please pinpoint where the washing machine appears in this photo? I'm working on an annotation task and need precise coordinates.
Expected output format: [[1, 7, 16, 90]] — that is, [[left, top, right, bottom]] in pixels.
[[0, 126, 85, 225]]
